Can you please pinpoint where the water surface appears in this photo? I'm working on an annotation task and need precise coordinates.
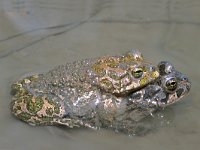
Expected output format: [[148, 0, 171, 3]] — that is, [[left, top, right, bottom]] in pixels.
[[0, 0, 199, 150]]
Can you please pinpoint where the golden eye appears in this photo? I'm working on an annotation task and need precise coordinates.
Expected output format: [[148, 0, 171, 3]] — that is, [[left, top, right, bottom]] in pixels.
[[166, 78, 177, 91], [132, 67, 143, 78]]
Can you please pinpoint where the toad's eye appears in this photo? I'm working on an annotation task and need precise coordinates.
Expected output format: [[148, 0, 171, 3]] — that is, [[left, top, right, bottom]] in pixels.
[[165, 78, 177, 92], [132, 67, 143, 78]]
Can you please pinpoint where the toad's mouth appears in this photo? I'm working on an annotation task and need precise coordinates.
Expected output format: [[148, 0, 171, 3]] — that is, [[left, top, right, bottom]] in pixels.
[[113, 79, 158, 98]]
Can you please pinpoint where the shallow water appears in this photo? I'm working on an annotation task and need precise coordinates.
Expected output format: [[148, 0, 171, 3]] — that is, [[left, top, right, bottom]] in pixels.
[[0, 0, 199, 149]]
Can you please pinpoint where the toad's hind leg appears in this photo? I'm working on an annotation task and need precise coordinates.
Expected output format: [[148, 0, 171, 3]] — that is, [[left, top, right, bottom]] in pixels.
[[10, 79, 65, 126]]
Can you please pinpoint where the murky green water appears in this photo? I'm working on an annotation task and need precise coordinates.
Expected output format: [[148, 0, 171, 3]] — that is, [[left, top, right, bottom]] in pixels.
[[0, 0, 199, 149]]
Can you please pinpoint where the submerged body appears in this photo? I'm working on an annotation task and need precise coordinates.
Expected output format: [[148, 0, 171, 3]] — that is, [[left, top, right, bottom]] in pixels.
[[10, 50, 191, 134]]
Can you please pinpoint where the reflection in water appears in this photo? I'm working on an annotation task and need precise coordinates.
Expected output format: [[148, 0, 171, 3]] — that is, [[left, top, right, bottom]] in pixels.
[[138, 108, 175, 135], [52, 107, 176, 137]]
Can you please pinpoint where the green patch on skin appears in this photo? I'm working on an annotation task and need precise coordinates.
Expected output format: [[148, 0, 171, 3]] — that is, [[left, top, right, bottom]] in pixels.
[[26, 96, 44, 114], [54, 106, 60, 115], [11, 83, 21, 94], [139, 76, 148, 85], [11, 83, 27, 97], [40, 116, 54, 124], [33, 119, 42, 124], [30, 116, 53, 125], [11, 75, 39, 96], [46, 108, 54, 116], [47, 99, 60, 114], [11, 75, 58, 125], [18, 112, 32, 121], [11, 83, 21, 89]]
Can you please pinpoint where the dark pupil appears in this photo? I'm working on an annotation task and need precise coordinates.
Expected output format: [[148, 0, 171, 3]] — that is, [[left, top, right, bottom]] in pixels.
[[134, 70, 143, 78], [166, 80, 177, 91]]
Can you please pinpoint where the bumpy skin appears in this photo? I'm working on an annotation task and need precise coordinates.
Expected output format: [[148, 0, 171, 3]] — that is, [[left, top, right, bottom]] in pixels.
[[10, 50, 159, 126], [10, 51, 190, 134], [108, 61, 191, 134]]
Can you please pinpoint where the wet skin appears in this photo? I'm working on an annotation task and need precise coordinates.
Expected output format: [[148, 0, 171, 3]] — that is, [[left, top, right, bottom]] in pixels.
[[10, 51, 191, 134], [106, 61, 191, 134]]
